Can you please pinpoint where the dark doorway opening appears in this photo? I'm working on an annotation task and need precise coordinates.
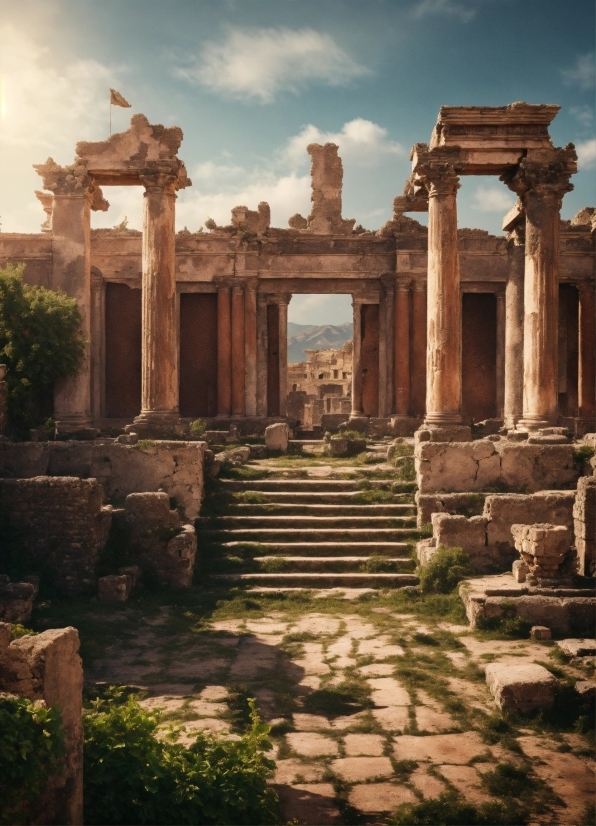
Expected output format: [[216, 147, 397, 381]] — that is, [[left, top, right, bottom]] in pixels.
[[105, 283, 142, 417], [462, 293, 497, 422], [179, 293, 218, 417]]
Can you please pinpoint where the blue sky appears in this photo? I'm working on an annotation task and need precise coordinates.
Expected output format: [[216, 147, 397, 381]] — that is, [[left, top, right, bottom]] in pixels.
[[0, 0, 594, 323]]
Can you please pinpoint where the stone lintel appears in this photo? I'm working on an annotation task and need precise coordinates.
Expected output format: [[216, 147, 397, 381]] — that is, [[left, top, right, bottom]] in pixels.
[[502, 200, 525, 232]]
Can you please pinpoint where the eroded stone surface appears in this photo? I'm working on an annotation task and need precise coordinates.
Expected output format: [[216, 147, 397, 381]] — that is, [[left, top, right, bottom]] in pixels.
[[343, 733, 385, 756], [286, 732, 339, 757], [485, 662, 557, 712], [348, 783, 416, 813], [393, 732, 487, 764], [331, 756, 394, 782]]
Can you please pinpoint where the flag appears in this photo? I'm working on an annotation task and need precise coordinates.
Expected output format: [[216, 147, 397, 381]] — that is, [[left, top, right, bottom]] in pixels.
[[110, 88, 131, 108]]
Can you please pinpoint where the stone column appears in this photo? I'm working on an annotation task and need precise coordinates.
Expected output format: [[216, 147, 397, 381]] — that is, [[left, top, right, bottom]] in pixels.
[[504, 229, 525, 428], [578, 281, 596, 421], [231, 282, 245, 416], [131, 173, 180, 431], [256, 293, 269, 416], [496, 290, 505, 418], [503, 147, 576, 430], [422, 166, 462, 426], [380, 274, 395, 419], [90, 269, 105, 420], [394, 278, 411, 416], [277, 295, 290, 417], [351, 298, 365, 417], [244, 278, 258, 416], [216, 281, 232, 417], [411, 281, 427, 418]]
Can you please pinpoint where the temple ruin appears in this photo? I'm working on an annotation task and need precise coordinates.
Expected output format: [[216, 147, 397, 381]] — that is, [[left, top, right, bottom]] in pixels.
[[0, 103, 593, 438]]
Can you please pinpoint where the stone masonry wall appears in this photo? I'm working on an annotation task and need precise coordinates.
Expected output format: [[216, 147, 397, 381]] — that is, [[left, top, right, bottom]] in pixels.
[[0, 476, 111, 596], [574, 475, 596, 576], [415, 439, 581, 494], [0, 624, 83, 825], [0, 439, 206, 519]]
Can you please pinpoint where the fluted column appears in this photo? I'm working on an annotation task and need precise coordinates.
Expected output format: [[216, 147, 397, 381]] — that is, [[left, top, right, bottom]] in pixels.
[[411, 281, 427, 418], [380, 274, 395, 418], [132, 173, 180, 429], [231, 283, 245, 416], [90, 269, 105, 420], [277, 295, 290, 417], [578, 281, 596, 421], [394, 278, 411, 416], [422, 166, 462, 426], [256, 293, 268, 416], [351, 298, 365, 417], [216, 281, 232, 417], [504, 228, 525, 428], [503, 146, 577, 429], [244, 278, 258, 416]]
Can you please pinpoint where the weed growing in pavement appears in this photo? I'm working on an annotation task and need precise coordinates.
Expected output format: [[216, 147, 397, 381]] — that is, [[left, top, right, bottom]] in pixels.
[[389, 791, 529, 825]]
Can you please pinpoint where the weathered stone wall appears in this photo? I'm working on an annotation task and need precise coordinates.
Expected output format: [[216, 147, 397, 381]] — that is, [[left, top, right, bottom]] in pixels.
[[574, 475, 596, 576], [0, 439, 206, 519], [0, 624, 83, 825], [415, 438, 581, 493], [0, 476, 111, 596]]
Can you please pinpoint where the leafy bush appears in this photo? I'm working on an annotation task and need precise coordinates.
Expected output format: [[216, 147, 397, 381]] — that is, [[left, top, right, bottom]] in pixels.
[[190, 418, 206, 436], [83, 693, 278, 825], [332, 430, 366, 441], [0, 264, 85, 435], [418, 546, 472, 594], [0, 695, 65, 825], [389, 792, 528, 825]]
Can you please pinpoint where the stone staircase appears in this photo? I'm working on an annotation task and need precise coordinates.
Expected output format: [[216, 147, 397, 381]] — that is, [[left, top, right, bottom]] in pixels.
[[202, 470, 421, 590]]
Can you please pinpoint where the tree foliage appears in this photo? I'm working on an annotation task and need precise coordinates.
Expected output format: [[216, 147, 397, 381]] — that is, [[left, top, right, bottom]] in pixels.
[[83, 693, 278, 825], [0, 695, 65, 825], [0, 264, 85, 433]]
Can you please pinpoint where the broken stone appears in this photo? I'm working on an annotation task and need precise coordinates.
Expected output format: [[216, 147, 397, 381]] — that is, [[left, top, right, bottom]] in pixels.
[[265, 423, 289, 452], [0, 579, 35, 623], [485, 662, 557, 712], [511, 523, 572, 580], [98, 574, 132, 602], [557, 638, 596, 658], [530, 625, 552, 640]]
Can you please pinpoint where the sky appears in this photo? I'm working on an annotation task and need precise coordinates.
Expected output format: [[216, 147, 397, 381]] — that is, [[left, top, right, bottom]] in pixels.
[[0, 0, 594, 324]]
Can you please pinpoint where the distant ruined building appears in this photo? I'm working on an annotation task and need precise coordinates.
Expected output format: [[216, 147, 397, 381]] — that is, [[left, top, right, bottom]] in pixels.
[[288, 341, 353, 431]]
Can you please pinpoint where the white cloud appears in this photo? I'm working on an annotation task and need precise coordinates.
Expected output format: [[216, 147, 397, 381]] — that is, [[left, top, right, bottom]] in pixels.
[[576, 138, 596, 170], [173, 27, 370, 103], [472, 185, 515, 213], [411, 0, 476, 23], [561, 52, 596, 91], [283, 119, 405, 168], [0, 24, 122, 151], [570, 105, 594, 128]]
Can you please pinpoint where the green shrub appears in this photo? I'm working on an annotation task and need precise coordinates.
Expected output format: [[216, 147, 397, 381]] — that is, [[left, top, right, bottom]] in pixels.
[[390, 792, 528, 825], [0, 264, 85, 435], [418, 547, 472, 594], [395, 455, 416, 480], [0, 695, 65, 825], [190, 419, 206, 436], [84, 693, 278, 825], [332, 430, 366, 441]]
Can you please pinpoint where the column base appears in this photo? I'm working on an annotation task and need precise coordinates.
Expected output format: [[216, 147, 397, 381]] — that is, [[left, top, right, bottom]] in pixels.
[[54, 417, 98, 441], [416, 423, 472, 443], [516, 415, 553, 432], [128, 410, 184, 439]]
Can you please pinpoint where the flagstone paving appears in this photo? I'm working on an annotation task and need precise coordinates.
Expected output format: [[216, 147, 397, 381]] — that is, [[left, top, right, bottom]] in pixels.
[[37, 450, 593, 825]]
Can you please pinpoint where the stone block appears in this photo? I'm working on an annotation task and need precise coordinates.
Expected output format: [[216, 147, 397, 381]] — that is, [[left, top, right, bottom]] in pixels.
[[0, 621, 11, 649], [248, 444, 266, 459], [118, 565, 142, 589], [573, 476, 596, 576], [512, 560, 529, 583], [485, 662, 557, 712], [0, 579, 35, 623], [574, 680, 595, 711], [215, 446, 251, 466], [265, 423, 289, 452], [432, 513, 488, 571], [163, 524, 197, 589], [530, 626, 552, 640], [484, 491, 575, 552], [416, 492, 486, 528], [125, 491, 172, 528], [329, 438, 348, 457], [511, 523, 572, 579], [557, 639, 596, 658], [98, 574, 132, 602]]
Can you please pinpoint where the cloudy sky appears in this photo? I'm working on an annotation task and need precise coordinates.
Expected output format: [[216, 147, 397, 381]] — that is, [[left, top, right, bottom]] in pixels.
[[0, 0, 594, 323]]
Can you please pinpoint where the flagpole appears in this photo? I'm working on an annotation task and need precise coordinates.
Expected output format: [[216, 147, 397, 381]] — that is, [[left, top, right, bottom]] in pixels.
[[109, 101, 112, 136]]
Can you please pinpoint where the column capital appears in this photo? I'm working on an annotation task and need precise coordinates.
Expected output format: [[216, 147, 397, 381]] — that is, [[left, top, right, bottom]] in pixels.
[[411, 145, 462, 197], [213, 276, 234, 290], [507, 224, 526, 248], [395, 276, 412, 292], [412, 279, 427, 293], [34, 157, 109, 210], [231, 281, 245, 295], [242, 277, 259, 292], [380, 273, 396, 292], [269, 293, 292, 306], [501, 145, 577, 204], [139, 171, 179, 194]]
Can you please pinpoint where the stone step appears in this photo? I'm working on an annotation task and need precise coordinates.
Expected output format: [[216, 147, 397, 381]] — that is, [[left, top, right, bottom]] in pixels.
[[203, 527, 417, 542], [205, 515, 416, 529], [222, 541, 410, 556], [220, 491, 412, 505], [219, 479, 400, 492], [225, 503, 416, 516], [211, 572, 419, 588], [253, 556, 416, 572]]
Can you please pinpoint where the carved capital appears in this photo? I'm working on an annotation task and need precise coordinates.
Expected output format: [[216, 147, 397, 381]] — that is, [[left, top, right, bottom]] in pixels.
[[411, 144, 462, 197], [395, 277, 412, 292], [139, 171, 179, 194], [231, 281, 245, 295], [213, 276, 234, 291], [500, 145, 577, 204], [243, 277, 259, 292]]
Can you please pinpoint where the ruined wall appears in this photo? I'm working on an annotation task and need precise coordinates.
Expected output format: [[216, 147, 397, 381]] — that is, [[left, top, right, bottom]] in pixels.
[[179, 293, 218, 417], [0, 624, 83, 825], [0, 440, 206, 520], [574, 475, 596, 576], [0, 477, 111, 596], [415, 437, 581, 494], [105, 282, 142, 417]]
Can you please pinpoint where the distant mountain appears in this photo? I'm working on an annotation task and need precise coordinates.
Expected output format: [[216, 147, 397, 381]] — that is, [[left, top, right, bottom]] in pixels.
[[287, 321, 353, 363]]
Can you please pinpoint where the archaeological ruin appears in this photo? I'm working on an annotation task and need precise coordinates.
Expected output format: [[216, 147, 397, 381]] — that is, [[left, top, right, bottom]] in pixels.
[[0, 102, 595, 825]]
